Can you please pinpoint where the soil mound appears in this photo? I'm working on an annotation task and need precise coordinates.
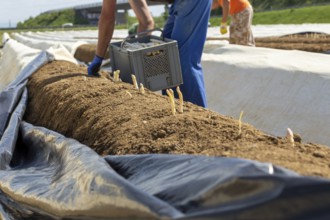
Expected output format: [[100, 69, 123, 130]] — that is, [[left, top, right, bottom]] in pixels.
[[24, 61, 330, 178], [256, 33, 330, 53], [74, 44, 110, 63]]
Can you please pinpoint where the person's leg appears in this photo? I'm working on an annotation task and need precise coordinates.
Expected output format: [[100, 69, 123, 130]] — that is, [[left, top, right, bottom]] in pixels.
[[229, 7, 255, 46], [161, 3, 176, 96], [162, 3, 176, 39], [229, 13, 239, 45], [129, 0, 154, 33], [246, 6, 255, 46], [164, 0, 211, 107]]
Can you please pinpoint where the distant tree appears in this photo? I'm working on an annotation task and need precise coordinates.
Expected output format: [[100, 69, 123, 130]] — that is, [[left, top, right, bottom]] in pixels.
[[17, 10, 77, 28]]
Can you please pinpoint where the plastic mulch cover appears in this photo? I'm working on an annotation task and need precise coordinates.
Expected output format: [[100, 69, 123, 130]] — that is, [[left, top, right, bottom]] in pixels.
[[1, 50, 330, 220]]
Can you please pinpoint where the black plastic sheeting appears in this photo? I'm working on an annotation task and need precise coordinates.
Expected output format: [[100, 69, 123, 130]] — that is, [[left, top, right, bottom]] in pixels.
[[1, 47, 330, 220]]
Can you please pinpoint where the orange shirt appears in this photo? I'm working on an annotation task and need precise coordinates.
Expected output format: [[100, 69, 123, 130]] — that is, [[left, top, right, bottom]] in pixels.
[[218, 0, 251, 15]]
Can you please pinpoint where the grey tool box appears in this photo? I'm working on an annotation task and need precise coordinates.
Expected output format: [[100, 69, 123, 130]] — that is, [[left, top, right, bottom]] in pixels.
[[109, 29, 183, 91]]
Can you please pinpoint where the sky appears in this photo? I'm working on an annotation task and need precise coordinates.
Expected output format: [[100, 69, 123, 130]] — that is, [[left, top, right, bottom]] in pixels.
[[0, 0, 163, 28]]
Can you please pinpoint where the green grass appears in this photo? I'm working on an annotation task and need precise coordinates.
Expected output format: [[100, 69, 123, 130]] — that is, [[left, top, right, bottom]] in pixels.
[[210, 4, 330, 25], [16, 10, 76, 28], [253, 4, 330, 24]]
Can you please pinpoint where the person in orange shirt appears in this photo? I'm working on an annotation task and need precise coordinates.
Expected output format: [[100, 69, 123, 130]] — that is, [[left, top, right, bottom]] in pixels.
[[213, 0, 255, 46]]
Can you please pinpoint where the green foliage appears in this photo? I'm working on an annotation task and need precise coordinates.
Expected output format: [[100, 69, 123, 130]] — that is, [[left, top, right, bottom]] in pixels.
[[250, 0, 330, 11], [17, 9, 76, 28], [252, 4, 330, 24]]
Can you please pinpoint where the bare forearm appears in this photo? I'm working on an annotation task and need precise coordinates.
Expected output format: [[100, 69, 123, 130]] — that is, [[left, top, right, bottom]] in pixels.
[[96, 0, 116, 58], [211, 0, 219, 10], [222, 0, 230, 23], [129, 0, 154, 33]]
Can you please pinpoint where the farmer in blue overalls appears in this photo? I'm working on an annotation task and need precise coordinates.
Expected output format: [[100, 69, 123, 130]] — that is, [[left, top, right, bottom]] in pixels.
[[88, 0, 211, 108]]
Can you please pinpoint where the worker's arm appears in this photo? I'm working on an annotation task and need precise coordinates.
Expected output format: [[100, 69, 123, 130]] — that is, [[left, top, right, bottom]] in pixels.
[[219, 0, 229, 35], [211, 0, 219, 10], [221, 0, 230, 23], [96, 0, 116, 58], [129, 0, 154, 33], [88, 0, 116, 76]]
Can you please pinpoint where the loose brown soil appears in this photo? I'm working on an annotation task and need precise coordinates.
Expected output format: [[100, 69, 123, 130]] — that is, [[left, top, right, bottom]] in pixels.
[[255, 33, 330, 53], [24, 61, 330, 178]]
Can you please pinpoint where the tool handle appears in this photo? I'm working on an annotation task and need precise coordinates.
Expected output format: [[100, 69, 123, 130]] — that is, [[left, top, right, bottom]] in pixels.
[[121, 28, 164, 48]]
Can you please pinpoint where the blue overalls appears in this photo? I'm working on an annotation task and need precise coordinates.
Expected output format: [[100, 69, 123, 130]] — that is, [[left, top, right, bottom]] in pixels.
[[163, 0, 212, 108]]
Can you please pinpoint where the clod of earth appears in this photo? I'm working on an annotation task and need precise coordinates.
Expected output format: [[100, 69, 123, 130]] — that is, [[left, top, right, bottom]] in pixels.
[[24, 61, 330, 178]]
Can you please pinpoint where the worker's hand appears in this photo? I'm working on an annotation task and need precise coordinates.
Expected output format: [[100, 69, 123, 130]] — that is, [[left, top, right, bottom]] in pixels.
[[88, 55, 103, 76], [220, 22, 228, 35]]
